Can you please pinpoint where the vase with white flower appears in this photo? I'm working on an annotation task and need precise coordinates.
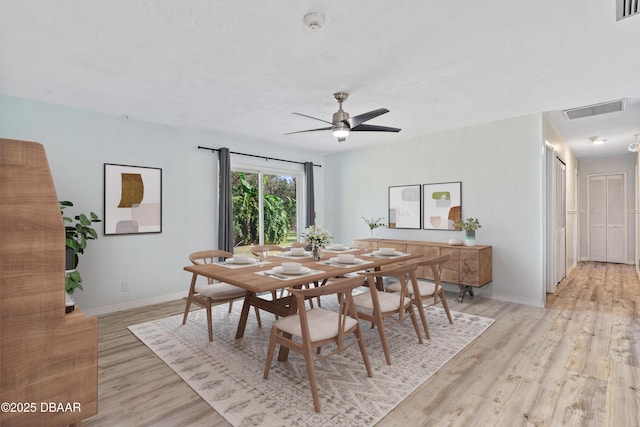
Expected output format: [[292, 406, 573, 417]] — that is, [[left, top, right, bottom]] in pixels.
[[362, 216, 386, 239], [454, 217, 482, 246], [302, 225, 333, 260]]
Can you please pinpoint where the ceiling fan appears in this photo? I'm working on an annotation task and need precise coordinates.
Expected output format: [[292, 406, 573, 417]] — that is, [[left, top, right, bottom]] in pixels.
[[285, 92, 401, 142]]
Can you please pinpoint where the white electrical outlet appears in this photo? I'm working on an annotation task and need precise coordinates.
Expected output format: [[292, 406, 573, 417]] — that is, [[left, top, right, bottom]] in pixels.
[[121, 281, 130, 292]]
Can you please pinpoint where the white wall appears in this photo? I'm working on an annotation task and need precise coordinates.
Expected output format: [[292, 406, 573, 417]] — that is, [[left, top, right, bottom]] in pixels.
[[323, 114, 546, 307], [578, 154, 636, 263], [0, 95, 325, 313]]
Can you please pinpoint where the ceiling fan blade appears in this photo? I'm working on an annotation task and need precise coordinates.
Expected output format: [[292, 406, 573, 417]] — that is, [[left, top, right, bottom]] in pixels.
[[351, 124, 401, 133], [283, 126, 332, 135], [347, 108, 389, 128], [292, 112, 334, 125]]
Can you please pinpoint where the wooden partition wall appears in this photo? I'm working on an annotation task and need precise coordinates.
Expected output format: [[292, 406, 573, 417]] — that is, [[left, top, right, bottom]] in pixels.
[[0, 139, 98, 426]]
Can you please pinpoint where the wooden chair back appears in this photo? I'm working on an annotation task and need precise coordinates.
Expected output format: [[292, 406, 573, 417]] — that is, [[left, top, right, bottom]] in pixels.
[[250, 244, 286, 257], [355, 262, 424, 364], [189, 250, 233, 284], [263, 275, 372, 412], [416, 254, 449, 298]]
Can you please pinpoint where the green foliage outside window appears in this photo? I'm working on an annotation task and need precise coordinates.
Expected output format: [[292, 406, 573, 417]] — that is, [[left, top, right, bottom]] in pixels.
[[232, 172, 296, 246]]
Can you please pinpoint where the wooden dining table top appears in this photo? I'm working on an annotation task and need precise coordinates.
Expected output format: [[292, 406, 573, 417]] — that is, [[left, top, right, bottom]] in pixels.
[[183, 248, 420, 292]]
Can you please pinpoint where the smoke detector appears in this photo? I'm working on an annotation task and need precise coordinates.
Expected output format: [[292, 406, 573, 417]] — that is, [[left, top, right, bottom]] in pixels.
[[303, 13, 324, 30]]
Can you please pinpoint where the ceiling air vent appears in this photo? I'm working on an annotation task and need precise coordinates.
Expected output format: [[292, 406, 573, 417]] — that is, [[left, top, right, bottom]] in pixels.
[[562, 99, 627, 120], [617, 0, 640, 20]]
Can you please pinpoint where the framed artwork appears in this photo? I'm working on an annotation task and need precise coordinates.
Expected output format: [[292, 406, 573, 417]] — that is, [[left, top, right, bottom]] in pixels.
[[423, 181, 462, 230], [104, 163, 162, 235], [388, 185, 422, 229]]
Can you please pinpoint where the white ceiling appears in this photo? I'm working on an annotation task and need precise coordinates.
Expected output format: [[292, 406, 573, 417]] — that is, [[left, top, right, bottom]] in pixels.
[[1, 0, 639, 158]]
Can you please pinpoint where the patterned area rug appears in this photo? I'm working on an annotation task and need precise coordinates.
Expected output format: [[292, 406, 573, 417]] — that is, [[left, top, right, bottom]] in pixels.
[[129, 296, 494, 426]]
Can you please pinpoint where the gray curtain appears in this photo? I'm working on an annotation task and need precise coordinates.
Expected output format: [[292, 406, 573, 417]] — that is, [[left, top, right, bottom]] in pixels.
[[218, 148, 234, 252], [304, 162, 315, 227]]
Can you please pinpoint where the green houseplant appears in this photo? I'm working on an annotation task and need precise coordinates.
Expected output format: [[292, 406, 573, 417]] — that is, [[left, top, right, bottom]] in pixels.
[[60, 201, 101, 294], [454, 217, 482, 246], [362, 216, 386, 239]]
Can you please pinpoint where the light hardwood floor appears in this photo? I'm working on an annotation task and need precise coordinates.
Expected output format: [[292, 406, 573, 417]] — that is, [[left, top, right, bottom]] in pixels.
[[83, 262, 640, 426]]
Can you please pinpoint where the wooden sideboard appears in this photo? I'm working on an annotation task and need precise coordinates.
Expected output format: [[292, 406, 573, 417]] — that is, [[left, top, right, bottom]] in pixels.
[[1, 139, 98, 426], [353, 238, 492, 302]]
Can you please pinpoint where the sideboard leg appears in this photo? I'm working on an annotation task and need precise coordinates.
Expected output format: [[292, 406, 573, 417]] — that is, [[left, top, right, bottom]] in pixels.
[[457, 285, 475, 302]]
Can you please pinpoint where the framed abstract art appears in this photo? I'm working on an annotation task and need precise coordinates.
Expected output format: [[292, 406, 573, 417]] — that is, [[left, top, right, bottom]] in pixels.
[[423, 181, 461, 230], [104, 163, 162, 235], [388, 185, 422, 229]]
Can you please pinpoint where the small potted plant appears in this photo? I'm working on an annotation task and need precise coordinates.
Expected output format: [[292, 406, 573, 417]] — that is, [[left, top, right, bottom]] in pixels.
[[362, 216, 386, 239], [454, 217, 482, 246], [60, 201, 101, 295]]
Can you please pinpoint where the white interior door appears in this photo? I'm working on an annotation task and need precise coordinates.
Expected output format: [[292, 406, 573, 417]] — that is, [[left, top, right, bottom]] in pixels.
[[606, 175, 625, 263], [555, 159, 566, 283], [589, 174, 626, 263]]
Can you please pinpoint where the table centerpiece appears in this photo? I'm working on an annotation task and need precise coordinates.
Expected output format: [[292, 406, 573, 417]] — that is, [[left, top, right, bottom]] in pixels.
[[302, 225, 333, 260]]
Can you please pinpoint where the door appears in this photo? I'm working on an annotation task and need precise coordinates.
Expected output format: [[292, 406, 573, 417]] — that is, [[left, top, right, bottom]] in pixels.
[[555, 158, 566, 283], [589, 174, 626, 263]]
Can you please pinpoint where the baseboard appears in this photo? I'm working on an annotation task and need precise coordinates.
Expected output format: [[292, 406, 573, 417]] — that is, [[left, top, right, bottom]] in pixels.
[[84, 291, 186, 317]]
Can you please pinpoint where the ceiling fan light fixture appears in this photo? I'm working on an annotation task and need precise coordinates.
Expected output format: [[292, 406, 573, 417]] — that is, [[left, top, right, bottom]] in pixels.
[[332, 127, 349, 139]]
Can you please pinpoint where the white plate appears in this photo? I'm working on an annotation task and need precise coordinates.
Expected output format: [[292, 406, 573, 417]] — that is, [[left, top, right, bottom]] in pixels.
[[372, 250, 402, 257], [274, 266, 312, 275], [286, 251, 310, 257], [226, 257, 257, 264], [329, 257, 360, 264], [326, 246, 349, 251]]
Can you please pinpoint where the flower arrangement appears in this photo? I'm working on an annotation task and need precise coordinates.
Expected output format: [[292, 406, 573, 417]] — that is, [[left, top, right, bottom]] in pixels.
[[454, 218, 482, 231], [302, 225, 333, 248], [362, 216, 386, 230]]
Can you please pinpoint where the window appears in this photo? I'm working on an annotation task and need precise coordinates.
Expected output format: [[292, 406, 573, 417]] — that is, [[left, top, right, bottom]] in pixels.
[[231, 167, 301, 253]]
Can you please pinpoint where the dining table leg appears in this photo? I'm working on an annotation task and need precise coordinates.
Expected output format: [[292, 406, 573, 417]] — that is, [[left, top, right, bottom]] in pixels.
[[235, 292, 254, 339]]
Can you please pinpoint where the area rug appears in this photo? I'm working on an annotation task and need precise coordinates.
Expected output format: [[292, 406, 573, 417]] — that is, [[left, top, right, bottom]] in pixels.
[[129, 296, 494, 426]]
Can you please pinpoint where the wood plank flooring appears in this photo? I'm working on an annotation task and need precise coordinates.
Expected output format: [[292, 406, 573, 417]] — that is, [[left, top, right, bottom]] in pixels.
[[83, 262, 639, 426]]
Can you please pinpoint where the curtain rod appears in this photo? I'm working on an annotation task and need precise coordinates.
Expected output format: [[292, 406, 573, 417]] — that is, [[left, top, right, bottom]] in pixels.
[[197, 146, 322, 168]]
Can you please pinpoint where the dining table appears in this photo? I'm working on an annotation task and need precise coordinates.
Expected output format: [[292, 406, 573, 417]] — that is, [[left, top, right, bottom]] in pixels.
[[183, 247, 420, 360]]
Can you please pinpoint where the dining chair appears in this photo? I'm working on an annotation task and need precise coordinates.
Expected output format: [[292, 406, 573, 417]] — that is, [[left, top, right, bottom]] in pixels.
[[387, 255, 453, 339], [182, 250, 261, 342], [263, 275, 372, 413], [355, 263, 424, 365]]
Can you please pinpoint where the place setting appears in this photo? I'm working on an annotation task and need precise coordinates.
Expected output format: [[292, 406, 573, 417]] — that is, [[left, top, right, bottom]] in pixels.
[[275, 246, 313, 259], [218, 253, 265, 268], [321, 252, 372, 268], [256, 261, 323, 280], [322, 242, 357, 253], [364, 247, 406, 258]]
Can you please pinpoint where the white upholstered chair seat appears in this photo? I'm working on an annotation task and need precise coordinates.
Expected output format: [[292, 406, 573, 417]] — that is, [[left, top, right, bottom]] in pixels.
[[194, 282, 247, 300], [387, 279, 436, 297], [273, 308, 359, 342], [352, 291, 411, 313]]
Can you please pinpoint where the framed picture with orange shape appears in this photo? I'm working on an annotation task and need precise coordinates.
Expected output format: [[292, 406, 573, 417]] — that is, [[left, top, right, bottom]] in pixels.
[[422, 181, 462, 230], [104, 163, 162, 235]]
